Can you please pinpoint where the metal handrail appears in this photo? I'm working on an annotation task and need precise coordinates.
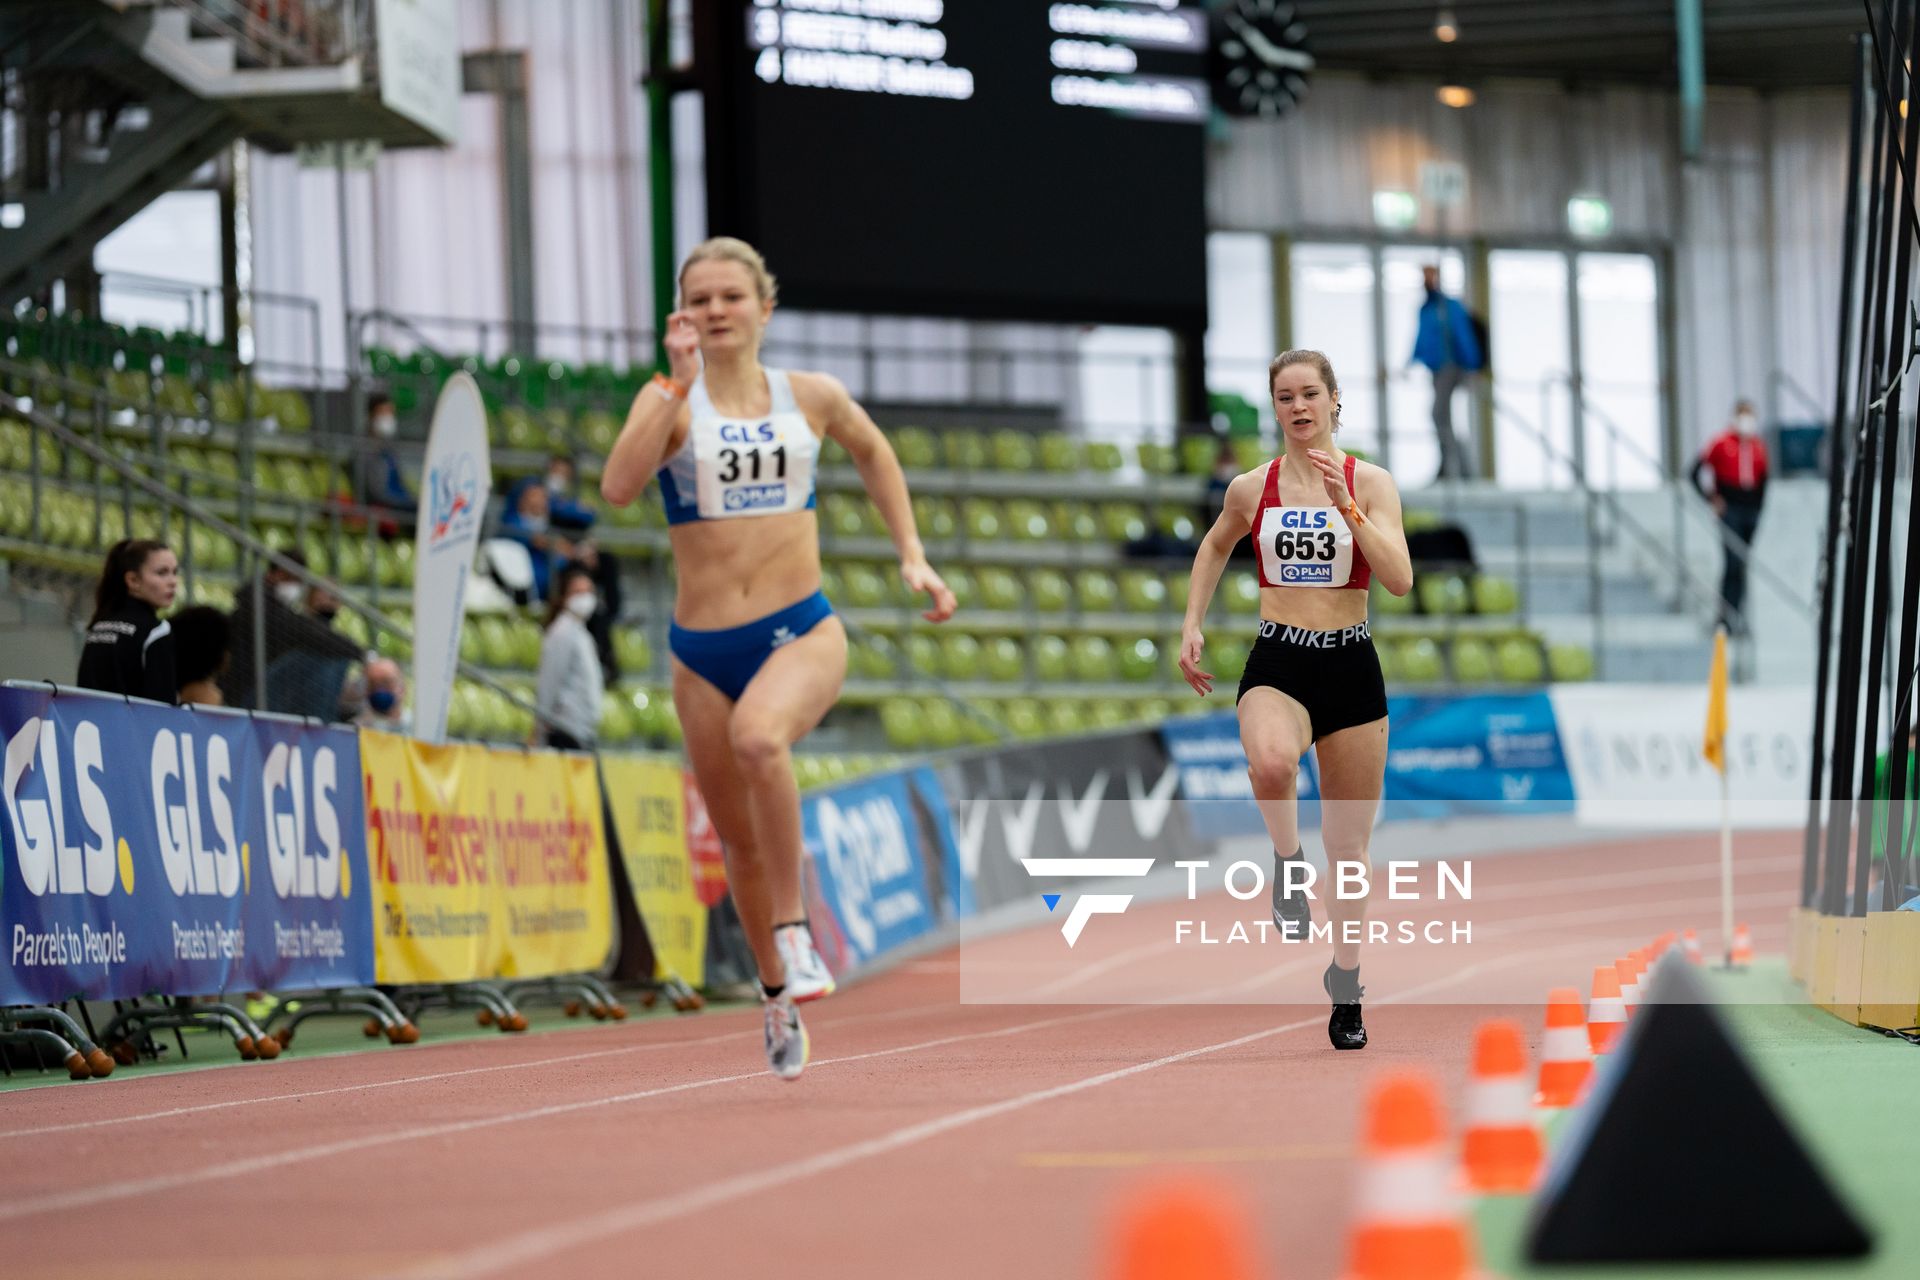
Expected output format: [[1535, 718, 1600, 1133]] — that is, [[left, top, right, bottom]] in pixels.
[[1489, 392, 1785, 643], [1538, 369, 1813, 620]]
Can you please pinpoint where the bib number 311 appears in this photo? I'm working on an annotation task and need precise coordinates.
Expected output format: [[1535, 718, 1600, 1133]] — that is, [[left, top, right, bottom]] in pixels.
[[718, 445, 788, 484]]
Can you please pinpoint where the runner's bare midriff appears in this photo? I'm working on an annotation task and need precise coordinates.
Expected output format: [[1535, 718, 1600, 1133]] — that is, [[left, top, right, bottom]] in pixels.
[[1259, 584, 1369, 632], [668, 507, 824, 629]]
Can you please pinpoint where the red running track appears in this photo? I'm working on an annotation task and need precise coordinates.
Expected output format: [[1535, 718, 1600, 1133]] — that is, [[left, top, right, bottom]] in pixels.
[[0, 832, 1802, 1280]]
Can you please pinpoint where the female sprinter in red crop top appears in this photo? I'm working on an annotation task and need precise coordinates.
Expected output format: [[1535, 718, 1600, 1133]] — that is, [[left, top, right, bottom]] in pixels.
[[1178, 349, 1413, 1050]]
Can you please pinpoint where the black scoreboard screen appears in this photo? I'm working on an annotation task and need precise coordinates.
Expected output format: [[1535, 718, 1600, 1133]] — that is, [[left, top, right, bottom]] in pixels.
[[695, 1, 1211, 328]]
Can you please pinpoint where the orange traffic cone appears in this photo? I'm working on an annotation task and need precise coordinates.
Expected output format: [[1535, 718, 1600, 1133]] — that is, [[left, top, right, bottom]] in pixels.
[[1683, 929, 1702, 964], [1588, 965, 1626, 1054], [1535, 987, 1592, 1108], [1615, 957, 1641, 1017], [1731, 922, 1754, 967], [1347, 1073, 1475, 1280], [1105, 1175, 1257, 1280], [1461, 1020, 1543, 1193]]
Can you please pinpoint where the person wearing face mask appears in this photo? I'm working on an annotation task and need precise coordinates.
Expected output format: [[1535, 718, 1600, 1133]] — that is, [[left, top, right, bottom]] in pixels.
[[359, 392, 415, 527], [221, 551, 372, 712], [534, 566, 605, 751], [351, 657, 412, 733], [499, 478, 578, 603], [77, 539, 180, 702], [542, 453, 625, 679], [1691, 399, 1770, 635]]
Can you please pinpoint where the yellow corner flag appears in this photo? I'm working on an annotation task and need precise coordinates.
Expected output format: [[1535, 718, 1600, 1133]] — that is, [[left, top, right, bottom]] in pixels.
[[1704, 627, 1729, 773]]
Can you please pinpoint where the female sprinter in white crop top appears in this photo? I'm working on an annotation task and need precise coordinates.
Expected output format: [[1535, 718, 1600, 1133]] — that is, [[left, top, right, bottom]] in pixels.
[[1178, 349, 1413, 1051], [601, 237, 956, 1081]]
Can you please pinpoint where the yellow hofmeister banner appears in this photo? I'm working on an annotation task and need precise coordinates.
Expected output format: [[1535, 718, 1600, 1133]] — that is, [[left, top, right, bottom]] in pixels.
[[598, 756, 706, 987], [360, 732, 613, 983]]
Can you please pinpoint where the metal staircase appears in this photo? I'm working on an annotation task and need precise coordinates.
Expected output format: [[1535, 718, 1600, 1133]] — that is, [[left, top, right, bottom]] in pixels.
[[0, 0, 447, 306]]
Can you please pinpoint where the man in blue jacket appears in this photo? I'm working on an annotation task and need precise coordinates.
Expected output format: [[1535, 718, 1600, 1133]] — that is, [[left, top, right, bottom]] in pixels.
[[1410, 265, 1485, 479]]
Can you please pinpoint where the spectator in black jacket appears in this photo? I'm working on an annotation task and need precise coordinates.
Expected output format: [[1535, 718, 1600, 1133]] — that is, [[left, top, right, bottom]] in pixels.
[[76, 538, 179, 702], [222, 551, 369, 714]]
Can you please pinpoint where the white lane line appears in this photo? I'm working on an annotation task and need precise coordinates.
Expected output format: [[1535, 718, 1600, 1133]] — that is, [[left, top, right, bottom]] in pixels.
[[0, 1005, 1129, 1224], [0, 995, 960, 1142], [377, 944, 1583, 1280]]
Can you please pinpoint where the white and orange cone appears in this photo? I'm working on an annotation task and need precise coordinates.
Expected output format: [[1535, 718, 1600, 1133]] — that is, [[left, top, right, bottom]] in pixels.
[[1683, 929, 1702, 964], [1535, 987, 1592, 1108], [1588, 964, 1627, 1054], [1105, 1175, 1257, 1280], [1461, 1020, 1544, 1193], [1615, 957, 1641, 1017], [1346, 1073, 1476, 1280], [1731, 922, 1754, 967]]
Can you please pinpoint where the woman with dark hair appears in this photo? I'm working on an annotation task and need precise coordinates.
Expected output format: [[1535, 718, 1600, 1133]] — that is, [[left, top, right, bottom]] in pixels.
[[76, 538, 180, 702], [534, 564, 604, 751]]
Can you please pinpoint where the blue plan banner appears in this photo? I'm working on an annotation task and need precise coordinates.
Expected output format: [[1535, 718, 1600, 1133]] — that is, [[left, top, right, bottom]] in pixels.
[[1, 686, 375, 1004], [1384, 692, 1574, 817], [1160, 713, 1320, 840], [800, 769, 941, 972], [1160, 692, 1573, 837]]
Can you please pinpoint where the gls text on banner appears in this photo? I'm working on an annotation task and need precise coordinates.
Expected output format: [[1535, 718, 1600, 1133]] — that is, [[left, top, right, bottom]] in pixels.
[[1, 687, 372, 1004]]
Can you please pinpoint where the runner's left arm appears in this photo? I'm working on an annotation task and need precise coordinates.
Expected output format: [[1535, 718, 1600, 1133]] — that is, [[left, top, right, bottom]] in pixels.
[[807, 373, 956, 622], [1348, 466, 1413, 597]]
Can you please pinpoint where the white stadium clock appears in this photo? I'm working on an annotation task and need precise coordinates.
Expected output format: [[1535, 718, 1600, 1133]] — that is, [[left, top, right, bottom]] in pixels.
[[1210, 0, 1315, 119]]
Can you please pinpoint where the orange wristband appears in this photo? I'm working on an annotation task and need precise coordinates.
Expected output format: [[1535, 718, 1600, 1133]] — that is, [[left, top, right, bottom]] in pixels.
[[651, 372, 689, 401], [1345, 498, 1367, 526]]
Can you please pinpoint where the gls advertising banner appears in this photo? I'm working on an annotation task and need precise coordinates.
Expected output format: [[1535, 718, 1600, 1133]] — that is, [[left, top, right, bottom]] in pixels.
[[1, 687, 373, 1004]]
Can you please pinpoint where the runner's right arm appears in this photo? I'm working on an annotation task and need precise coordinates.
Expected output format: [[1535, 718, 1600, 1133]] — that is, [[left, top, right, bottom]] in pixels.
[[602, 313, 698, 507], [1178, 470, 1260, 696]]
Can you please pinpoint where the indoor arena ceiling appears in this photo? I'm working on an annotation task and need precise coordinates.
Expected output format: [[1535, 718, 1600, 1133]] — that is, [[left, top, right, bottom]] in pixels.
[[1289, 0, 1873, 89]]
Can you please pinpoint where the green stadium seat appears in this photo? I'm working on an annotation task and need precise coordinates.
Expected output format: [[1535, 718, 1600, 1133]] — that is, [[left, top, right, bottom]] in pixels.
[[334, 540, 370, 586], [880, 697, 923, 749], [1221, 571, 1261, 615], [893, 427, 939, 469], [1154, 505, 1198, 542], [940, 633, 983, 680], [1099, 502, 1149, 543], [855, 631, 899, 680], [913, 495, 958, 540], [961, 498, 1003, 540], [1402, 508, 1441, 534], [1002, 697, 1047, 738], [1418, 573, 1471, 616], [990, 429, 1036, 470], [1136, 696, 1174, 724], [1029, 568, 1071, 613], [614, 629, 652, 674], [580, 409, 620, 454], [983, 636, 1025, 682], [1232, 438, 1266, 471], [906, 632, 941, 678], [1181, 436, 1217, 475], [1472, 576, 1520, 616], [1090, 699, 1130, 730], [1210, 635, 1251, 684], [821, 492, 871, 539], [1451, 637, 1495, 684], [1495, 637, 1546, 683], [1137, 441, 1176, 475], [1075, 569, 1119, 612], [1038, 435, 1079, 472], [1547, 643, 1595, 682], [1033, 635, 1072, 683], [1071, 635, 1117, 682], [977, 566, 1024, 612], [1399, 638, 1445, 684], [1045, 700, 1088, 737], [943, 430, 988, 470], [1085, 441, 1124, 472], [843, 563, 889, 608], [942, 565, 977, 610], [1004, 499, 1053, 541], [1120, 570, 1168, 613], [1373, 581, 1416, 616], [1375, 640, 1403, 683], [921, 698, 965, 749], [1052, 500, 1100, 542], [1118, 636, 1159, 682]]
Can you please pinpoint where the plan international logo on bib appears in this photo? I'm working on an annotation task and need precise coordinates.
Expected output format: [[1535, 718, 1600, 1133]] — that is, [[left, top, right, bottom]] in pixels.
[[1278, 562, 1334, 584], [724, 484, 786, 512]]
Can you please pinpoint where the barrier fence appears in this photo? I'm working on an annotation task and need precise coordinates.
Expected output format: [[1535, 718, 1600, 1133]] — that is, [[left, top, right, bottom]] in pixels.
[[7, 675, 1909, 1077]]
